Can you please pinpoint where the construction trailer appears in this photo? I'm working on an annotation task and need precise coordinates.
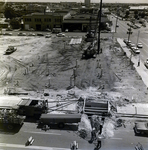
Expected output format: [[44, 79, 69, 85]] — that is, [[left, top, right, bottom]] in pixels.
[[17, 98, 48, 118], [82, 100, 111, 117], [38, 113, 81, 128]]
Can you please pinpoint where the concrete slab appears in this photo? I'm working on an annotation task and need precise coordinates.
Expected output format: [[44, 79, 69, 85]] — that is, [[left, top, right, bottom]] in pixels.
[[117, 103, 148, 115]]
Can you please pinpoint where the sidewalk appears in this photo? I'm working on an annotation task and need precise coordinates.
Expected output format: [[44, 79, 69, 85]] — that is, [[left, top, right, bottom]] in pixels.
[[117, 38, 148, 88], [116, 38, 148, 116]]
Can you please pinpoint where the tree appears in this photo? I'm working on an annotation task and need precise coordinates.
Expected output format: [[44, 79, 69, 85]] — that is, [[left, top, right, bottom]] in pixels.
[[134, 10, 139, 19], [4, 6, 16, 19], [125, 10, 130, 18], [9, 18, 20, 29]]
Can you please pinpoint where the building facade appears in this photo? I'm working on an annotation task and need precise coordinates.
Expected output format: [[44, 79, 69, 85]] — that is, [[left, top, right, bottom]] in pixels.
[[23, 12, 66, 31]]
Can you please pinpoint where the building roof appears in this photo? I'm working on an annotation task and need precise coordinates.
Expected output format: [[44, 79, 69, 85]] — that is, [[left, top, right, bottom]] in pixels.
[[0, 96, 21, 109], [129, 6, 148, 10], [24, 12, 67, 17]]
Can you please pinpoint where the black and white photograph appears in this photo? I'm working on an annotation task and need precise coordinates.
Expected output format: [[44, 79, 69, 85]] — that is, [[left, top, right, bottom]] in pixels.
[[0, 0, 148, 149]]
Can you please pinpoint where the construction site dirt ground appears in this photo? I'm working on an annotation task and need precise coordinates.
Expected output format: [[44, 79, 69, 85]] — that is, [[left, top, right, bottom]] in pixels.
[[0, 34, 148, 102], [1, 33, 148, 139]]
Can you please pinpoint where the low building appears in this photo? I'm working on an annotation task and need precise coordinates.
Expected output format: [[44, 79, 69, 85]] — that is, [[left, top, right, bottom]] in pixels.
[[23, 12, 66, 31], [63, 13, 110, 32]]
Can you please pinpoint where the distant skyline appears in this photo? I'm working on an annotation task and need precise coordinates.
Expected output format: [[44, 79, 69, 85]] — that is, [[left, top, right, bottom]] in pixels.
[[1, 0, 148, 3]]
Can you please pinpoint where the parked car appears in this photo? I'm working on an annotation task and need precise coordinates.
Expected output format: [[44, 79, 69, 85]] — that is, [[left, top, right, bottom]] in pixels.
[[65, 29, 68, 32], [144, 58, 148, 69], [131, 47, 140, 54], [18, 32, 26, 36], [3, 32, 12, 36], [134, 122, 148, 135], [37, 33, 44, 36], [137, 43, 143, 48], [45, 34, 51, 38], [123, 39, 128, 44], [28, 28, 35, 31], [4, 46, 17, 55], [126, 40, 132, 46], [28, 32, 36, 36], [56, 33, 65, 37], [129, 43, 136, 48], [116, 24, 119, 27], [45, 28, 51, 32]]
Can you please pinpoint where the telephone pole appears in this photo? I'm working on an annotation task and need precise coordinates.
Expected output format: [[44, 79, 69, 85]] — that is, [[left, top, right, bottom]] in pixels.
[[97, 0, 103, 54]]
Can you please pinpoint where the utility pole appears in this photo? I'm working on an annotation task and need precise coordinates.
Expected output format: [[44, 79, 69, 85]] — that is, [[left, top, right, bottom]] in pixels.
[[137, 30, 140, 67], [136, 30, 140, 45], [97, 0, 103, 54], [115, 16, 118, 33]]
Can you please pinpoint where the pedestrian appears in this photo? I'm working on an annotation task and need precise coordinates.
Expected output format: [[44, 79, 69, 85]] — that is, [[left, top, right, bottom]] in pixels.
[[42, 125, 50, 131], [88, 127, 96, 144], [95, 138, 101, 150], [94, 133, 104, 150]]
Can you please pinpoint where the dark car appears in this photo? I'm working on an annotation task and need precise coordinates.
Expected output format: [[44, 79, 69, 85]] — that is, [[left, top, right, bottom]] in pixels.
[[134, 122, 148, 135], [144, 59, 148, 69], [4, 46, 17, 55], [37, 33, 44, 36]]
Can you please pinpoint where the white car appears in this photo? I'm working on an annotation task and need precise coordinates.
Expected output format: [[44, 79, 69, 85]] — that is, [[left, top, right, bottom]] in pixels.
[[137, 43, 143, 48], [45, 34, 51, 38], [18, 32, 26, 36], [134, 122, 148, 135], [56, 33, 65, 37], [129, 43, 136, 48], [3, 32, 12, 36], [28, 32, 36, 36], [131, 47, 140, 54]]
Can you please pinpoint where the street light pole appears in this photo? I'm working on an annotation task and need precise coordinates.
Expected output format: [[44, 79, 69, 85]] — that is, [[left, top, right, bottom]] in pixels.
[[127, 27, 132, 42]]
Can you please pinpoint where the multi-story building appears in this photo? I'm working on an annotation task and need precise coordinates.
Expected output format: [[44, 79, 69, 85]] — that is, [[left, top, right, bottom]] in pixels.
[[23, 12, 66, 31]]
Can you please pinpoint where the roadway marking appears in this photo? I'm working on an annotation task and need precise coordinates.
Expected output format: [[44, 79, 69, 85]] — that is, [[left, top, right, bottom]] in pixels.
[[110, 138, 122, 140], [0, 143, 70, 150], [24, 131, 61, 135]]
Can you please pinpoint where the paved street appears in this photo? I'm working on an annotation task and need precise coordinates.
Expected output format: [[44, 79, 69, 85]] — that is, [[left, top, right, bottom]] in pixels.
[[0, 121, 148, 150]]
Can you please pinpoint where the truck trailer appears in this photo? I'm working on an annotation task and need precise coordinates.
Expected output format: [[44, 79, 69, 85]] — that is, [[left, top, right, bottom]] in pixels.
[[38, 113, 81, 128]]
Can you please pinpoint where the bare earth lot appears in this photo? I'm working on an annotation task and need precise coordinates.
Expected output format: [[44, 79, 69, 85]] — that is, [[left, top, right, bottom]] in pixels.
[[0, 35, 147, 103], [1, 33, 148, 139]]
